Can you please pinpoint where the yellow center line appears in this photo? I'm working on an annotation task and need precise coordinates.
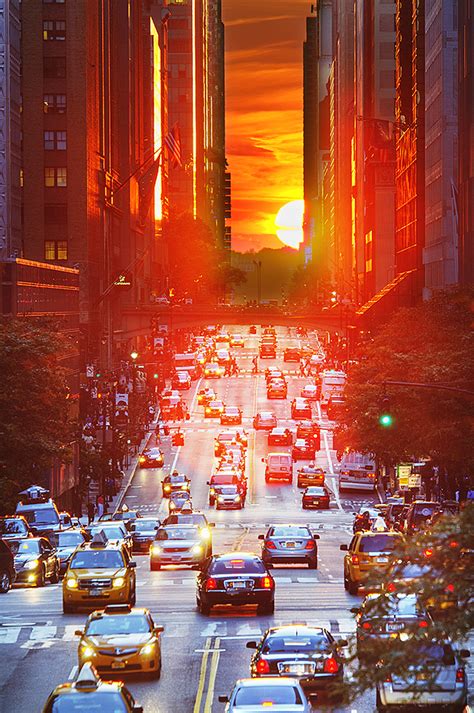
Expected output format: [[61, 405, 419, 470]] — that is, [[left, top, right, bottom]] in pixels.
[[193, 636, 212, 713], [204, 636, 221, 712]]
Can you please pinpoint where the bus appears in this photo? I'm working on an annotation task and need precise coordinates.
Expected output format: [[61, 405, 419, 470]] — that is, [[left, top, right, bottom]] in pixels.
[[338, 452, 378, 493], [173, 353, 200, 379], [320, 369, 346, 405]]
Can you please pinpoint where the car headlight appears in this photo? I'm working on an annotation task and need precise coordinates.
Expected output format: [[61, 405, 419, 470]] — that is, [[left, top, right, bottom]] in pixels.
[[192, 544, 203, 555], [66, 577, 78, 589], [141, 643, 155, 656], [169, 502, 176, 510], [234, 495, 241, 502], [24, 559, 40, 570], [151, 544, 161, 554], [206, 407, 211, 413], [113, 576, 125, 588], [200, 527, 211, 540], [81, 645, 95, 658], [164, 485, 171, 492], [217, 496, 225, 503]]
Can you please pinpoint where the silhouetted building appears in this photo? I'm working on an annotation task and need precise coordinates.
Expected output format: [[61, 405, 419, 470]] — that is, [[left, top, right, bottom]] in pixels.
[[458, 0, 474, 286]]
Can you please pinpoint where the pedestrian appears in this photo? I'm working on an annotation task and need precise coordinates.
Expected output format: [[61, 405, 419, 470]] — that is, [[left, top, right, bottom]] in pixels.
[[252, 356, 258, 374], [96, 495, 104, 519], [87, 501, 95, 524], [299, 359, 306, 377]]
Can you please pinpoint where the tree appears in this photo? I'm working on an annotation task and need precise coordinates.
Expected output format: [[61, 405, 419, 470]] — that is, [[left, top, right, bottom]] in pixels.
[[340, 505, 473, 703], [0, 318, 75, 512], [338, 289, 474, 477]]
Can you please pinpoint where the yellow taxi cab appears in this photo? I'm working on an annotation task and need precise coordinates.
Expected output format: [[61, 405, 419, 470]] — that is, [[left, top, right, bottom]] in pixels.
[[340, 530, 403, 594], [76, 604, 164, 678], [62, 531, 137, 614], [41, 662, 143, 712]]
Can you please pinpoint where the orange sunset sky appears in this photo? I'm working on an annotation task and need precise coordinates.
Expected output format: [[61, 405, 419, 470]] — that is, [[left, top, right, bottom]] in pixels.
[[222, 0, 311, 253]]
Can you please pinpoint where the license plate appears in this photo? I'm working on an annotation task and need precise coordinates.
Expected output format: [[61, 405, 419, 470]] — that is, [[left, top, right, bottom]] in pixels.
[[89, 590, 103, 596], [312, 500, 320, 505], [387, 622, 404, 632], [111, 661, 126, 669], [416, 672, 429, 681], [229, 580, 246, 589], [377, 557, 388, 563], [286, 542, 296, 548]]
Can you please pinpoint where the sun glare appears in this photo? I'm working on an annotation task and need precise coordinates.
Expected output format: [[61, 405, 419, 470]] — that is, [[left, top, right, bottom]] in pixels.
[[275, 199, 304, 249]]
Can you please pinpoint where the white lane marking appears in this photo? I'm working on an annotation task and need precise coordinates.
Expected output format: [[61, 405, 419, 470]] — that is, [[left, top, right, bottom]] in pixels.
[[68, 665, 78, 681], [29, 625, 57, 640], [317, 401, 343, 512], [0, 627, 20, 644], [62, 625, 80, 641]]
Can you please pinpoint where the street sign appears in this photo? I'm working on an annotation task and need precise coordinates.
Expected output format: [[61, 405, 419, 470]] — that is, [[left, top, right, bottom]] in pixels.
[[408, 473, 422, 488], [86, 364, 94, 378], [397, 464, 412, 488]]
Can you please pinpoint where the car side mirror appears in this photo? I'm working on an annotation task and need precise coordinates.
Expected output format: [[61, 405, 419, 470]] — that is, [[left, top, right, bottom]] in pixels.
[[154, 625, 164, 634], [246, 641, 258, 649], [261, 458, 265, 463], [338, 639, 348, 647], [257, 534, 265, 540], [218, 695, 229, 703], [206, 481, 210, 486], [75, 629, 84, 636], [460, 649, 470, 659], [350, 607, 360, 614], [340, 544, 348, 551], [129, 561, 137, 568], [312, 534, 320, 539]]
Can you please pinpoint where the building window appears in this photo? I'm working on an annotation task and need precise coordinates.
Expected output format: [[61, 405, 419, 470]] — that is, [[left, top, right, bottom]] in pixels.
[[45, 240, 68, 261], [44, 204, 68, 225], [43, 57, 66, 78], [44, 94, 66, 114], [43, 0, 66, 4], [44, 167, 67, 187], [43, 20, 66, 41], [44, 130, 67, 150]]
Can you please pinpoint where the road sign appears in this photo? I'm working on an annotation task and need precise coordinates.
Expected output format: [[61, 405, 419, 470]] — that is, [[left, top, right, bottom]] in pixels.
[[397, 464, 412, 488], [86, 364, 94, 378], [408, 473, 422, 489]]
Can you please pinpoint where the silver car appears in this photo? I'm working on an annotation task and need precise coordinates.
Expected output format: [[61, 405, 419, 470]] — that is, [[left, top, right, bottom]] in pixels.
[[218, 677, 311, 712], [149, 524, 206, 570], [259, 524, 320, 569], [376, 641, 470, 712]]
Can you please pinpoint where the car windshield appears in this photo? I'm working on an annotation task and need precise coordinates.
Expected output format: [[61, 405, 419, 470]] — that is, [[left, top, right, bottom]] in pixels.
[[20, 507, 59, 525], [263, 633, 330, 653], [147, 449, 162, 457], [226, 408, 239, 414], [359, 535, 400, 552], [166, 514, 205, 526], [90, 527, 124, 540], [51, 692, 129, 711], [170, 492, 190, 501], [156, 528, 198, 541], [86, 614, 150, 636], [0, 519, 27, 535], [220, 486, 238, 495], [50, 532, 85, 548], [9, 540, 40, 555], [234, 685, 302, 706], [210, 558, 265, 574], [69, 550, 124, 569], [270, 527, 309, 538]]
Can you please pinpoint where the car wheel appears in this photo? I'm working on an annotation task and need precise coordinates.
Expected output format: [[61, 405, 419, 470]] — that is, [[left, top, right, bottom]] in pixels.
[[343, 569, 349, 591], [130, 584, 136, 606], [257, 601, 275, 615], [308, 557, 318, 569], [302, 504, 307, 510], [348, 577, 358, 595], [375, 690, 388, 712], [150, 561, 161, 571], [63, 600, 74, 614], [50, 563, 60, 584], [0, 571, 11, 593], [36, 566, 46, 587]]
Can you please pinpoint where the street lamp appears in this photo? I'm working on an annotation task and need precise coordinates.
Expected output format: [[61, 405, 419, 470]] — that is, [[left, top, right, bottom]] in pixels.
[[130, 350, 138, 361]]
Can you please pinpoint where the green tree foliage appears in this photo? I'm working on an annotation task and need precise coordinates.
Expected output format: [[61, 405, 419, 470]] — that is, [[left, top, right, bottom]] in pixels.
[[287, 260, 332, 306], [0, 318, 75, 512], [338, 289, 474, 472], [342, 506, 473, 701]]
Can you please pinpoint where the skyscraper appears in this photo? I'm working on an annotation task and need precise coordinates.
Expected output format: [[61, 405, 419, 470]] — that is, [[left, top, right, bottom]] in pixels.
[[458, 0, 474, 286]]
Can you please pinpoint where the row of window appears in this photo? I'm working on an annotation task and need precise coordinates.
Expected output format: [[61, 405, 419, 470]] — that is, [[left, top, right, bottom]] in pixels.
[[44, 130, 66, 150], [43, 20, 66, 41], [44, 94, 66, 113], [45, 240, 68, 261], [45, 167, 67, 187]]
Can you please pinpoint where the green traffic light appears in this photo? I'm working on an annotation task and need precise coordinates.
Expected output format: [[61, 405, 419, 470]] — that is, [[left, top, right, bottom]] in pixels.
[[379, 413, 393, 427], [153, 373, 159, 379]]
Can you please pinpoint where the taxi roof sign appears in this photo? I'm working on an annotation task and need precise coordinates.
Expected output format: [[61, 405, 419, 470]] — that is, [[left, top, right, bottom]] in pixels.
[[75, 662, 101, 689], [90, 530, 109, 547], [18, 485, 50, 503]]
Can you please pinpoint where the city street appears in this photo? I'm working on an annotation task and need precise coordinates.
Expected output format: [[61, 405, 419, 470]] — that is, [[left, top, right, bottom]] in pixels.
[[0, 326, 391, 712]]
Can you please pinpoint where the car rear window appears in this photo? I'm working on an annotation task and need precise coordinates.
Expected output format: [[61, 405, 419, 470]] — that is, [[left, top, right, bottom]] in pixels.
[[263, 633, 330, 653], [359, 535, 400, 552], [270, 526, 310, 537], [0, 519, 28, 536], [210, 558, 265, 575], [166, 514, 206, 526], [51, 693, 129, 711], [234, 685, 302, 706]]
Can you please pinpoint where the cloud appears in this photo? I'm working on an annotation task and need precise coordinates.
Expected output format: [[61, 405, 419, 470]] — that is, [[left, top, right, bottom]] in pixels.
[[225, 15, 294, 28]]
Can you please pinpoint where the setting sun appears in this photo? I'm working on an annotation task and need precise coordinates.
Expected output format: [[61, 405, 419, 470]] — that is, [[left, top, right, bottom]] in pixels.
[[275, 199, 304, 250]]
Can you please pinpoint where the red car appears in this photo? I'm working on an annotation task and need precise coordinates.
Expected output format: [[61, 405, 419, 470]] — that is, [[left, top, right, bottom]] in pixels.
[[220, 406, 242, 425], [296, 421, 321, 450], [268, 427, 293, 446]]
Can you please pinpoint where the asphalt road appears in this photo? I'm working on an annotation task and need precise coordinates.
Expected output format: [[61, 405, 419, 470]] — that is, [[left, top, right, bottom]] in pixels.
[[1, 326, 469, 712]]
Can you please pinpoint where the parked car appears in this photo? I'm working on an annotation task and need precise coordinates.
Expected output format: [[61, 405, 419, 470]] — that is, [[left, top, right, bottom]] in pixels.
[[0, 539, 16, 593]]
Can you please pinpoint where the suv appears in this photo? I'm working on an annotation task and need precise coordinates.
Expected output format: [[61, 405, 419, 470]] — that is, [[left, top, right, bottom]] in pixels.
[[404, 501, 439, 535], [62, 533, 137, 613], [340, 531, 403, 594], [0, 539, 15, 593], [0, 515, 30, 540], [15, 485, 61, 537]]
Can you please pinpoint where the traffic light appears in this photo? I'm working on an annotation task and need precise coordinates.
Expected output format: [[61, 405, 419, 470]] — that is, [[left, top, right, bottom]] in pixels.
[[379, 396, 394, 428], [330, 291, 337, 304]]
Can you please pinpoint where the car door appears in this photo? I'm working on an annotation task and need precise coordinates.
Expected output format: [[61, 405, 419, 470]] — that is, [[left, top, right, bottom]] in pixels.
[[40, 539, 54, 577]]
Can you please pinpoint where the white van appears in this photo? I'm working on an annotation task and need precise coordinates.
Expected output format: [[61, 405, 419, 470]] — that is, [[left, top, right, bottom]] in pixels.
[[320, 370, 346, 405], [262, 453, 293, 483]]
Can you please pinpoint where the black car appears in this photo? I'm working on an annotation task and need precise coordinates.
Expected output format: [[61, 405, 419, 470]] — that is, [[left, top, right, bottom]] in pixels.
[[196, 552, 275, 616], [301, 486, 331, 510], [0, 515, 31, 540], [128, 518, 160, 553], [259, 525, 319, 569], [49, 529, 88, 574], [9, 537, 60, 586], [0, 539, 16, 593], [405, 501, 440, 535], [247, 625, 345, 697]]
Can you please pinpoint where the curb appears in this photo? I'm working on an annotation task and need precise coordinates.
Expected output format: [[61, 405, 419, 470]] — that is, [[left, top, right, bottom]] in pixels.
[[113, 421, 158, 516]]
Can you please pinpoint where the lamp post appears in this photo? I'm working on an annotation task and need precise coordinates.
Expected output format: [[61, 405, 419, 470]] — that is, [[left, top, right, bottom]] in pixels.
[[253, 260, 262, 305]]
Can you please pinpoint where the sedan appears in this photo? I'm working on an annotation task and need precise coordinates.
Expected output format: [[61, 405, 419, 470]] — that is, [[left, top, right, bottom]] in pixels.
[[291, 399, 312, 420], [300, 384, 319, 401], [268, 427, 293, 446], [49, 529, 88, 574], [204, 362, 224, 378], [128, 518, 160, 553], [265, 368, 285, 384], [267, 380, 287, 399], [230, 334, 244, 348], [218, 678, 311, 712], [196, 552, 275, 615], [259, 525, 319, 569], [247, 625, 345, 698], [283, 348, 301, 362], [215, 485, 245, 510], [205, 400, 225, 418], [139, 447, 164, 468], [292, 438, 316, 461], [302, 486, 331, 510], [171, 371, 191, 390], [220, 406, 243, 425], [9, 537, 60, 586], [150, 525, 207, 570], [296, 465, 325, 488], [161, 473, 190, 497], [197, 387, 216, 406], [253, 411, 277, 430], [168, 490, 192, 514]]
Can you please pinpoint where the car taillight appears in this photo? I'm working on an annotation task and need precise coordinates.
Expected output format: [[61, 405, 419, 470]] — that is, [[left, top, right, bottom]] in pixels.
[[265, 541, 276, 549], [445, 583, 455, 593], [418, 620, 428, 628], [361, 621, 372, 630], [260, 576, 273, 589], [386, 582, 396, 593], [305, 540, 316, 550], [206, 578, 218, 591], [256, 659, 270, 674], [351, 554, 359, 565], [323, 657, 339, 673], [384, 673, 392, 683], [424, 548, 433, 557], [456, 668, 465, 683]]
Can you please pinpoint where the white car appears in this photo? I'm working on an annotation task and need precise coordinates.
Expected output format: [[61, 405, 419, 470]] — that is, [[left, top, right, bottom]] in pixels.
[[300, 384, 319, 401], [218, 677, 311, 712]]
